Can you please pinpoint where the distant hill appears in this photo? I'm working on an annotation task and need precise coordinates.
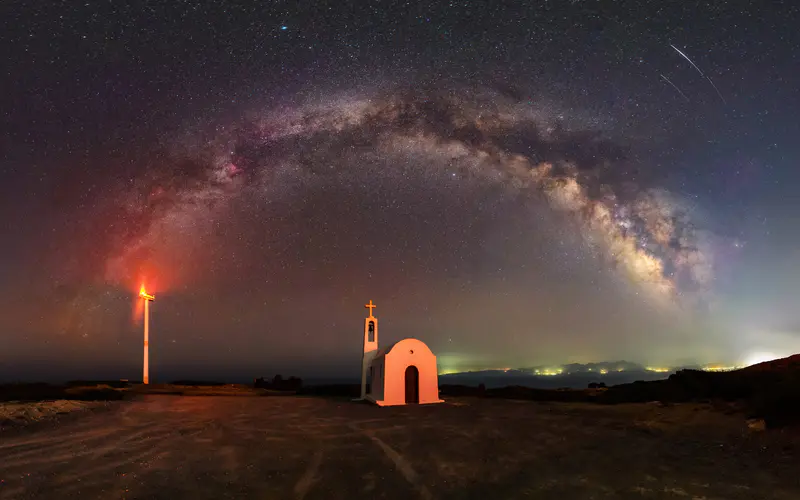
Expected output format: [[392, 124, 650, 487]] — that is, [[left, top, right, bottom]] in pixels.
[[738, 354, 800, 374], [438, 353, 800, 428], [439, 361, 675, 389], [599, 354, 800, 427]]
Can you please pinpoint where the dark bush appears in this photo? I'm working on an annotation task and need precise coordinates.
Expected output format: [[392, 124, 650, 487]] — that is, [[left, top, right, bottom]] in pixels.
[[170, 380, 227, 386], [68, 388, 126, 401], [439, 384, 481, 397], [66, 380, 131, 389], [0, 383, 64, 402], [0, 383, 126, 402], [296, 384, 360, 398], [254, 375, 303, 391], [747, 375, 800, 428]]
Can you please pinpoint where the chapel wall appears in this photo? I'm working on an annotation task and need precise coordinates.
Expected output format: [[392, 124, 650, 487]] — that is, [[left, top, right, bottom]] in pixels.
[[383, 340, 440, 405]]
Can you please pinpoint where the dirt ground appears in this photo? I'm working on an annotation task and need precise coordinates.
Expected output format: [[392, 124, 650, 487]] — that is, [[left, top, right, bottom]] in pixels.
[[0, 396, 798, 499], [0, 400, 105, 426]]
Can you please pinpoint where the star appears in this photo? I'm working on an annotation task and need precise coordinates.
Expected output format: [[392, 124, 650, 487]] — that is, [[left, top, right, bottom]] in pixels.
[[1, 0, 796, 382]]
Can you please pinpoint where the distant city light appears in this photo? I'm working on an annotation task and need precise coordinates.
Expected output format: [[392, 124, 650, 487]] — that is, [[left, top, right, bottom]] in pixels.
[[533, 367, 563, 376], [436, 359, 784, 378], [743, 352, 777, 367], [703, 364, 742, 372]]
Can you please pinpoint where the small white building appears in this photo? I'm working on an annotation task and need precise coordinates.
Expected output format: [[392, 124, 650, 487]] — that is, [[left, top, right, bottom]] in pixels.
[[360, 300, 443, 406]]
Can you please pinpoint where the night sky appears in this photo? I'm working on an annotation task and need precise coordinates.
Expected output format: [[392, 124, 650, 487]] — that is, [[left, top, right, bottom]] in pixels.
[[2, 1, 800, 382]]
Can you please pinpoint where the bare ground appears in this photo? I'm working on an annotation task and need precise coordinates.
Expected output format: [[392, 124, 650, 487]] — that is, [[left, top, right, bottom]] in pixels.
[[130, 384, 277, 397], [0, 400, 106, 427], [0, 395, 798, 499]]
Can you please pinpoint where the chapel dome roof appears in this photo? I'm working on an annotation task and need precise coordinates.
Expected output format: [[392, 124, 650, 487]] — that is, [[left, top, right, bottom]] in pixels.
[[374, 338, 434, 359]]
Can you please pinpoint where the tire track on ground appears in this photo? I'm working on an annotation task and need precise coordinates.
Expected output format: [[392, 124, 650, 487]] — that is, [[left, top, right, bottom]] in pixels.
[[293, 449, 324, 500], [351, 424, 435, 500]]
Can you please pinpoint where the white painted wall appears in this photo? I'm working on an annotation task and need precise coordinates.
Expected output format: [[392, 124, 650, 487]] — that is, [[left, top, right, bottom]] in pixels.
[[369, 357, 385, 401], [380, 338, 442, 406], [360, 316, 378, 399]]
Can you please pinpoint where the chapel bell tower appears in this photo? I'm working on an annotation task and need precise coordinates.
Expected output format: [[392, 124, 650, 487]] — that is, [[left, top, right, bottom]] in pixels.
[[360, 300, 379, 399]]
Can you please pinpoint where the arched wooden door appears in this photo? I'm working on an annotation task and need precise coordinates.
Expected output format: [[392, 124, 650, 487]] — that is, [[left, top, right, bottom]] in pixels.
[[405, 365, 419, 404]]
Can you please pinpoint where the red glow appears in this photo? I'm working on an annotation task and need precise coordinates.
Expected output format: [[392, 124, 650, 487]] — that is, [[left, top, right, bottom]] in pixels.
[[132, 296, 144, 324], [126, 269, 165, 298], [226, 163, 241, 177], [128, 260, 183, 296], [149, 186, 166, 199], [131, 277, 156, 324]]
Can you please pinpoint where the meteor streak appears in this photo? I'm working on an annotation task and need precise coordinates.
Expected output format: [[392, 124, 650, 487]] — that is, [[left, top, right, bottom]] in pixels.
[[670, 44, 726, 104], [704, 75, 727, 105], [670, 44, 705, 76], [660, 74, 689, 101]]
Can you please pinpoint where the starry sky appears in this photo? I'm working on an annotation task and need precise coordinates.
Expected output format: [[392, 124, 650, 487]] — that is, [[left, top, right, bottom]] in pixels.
[[2, 1, 800, 382]]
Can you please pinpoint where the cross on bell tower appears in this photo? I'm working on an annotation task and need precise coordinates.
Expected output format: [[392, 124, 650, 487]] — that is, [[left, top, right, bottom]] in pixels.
[[360, 299, 379, 399], [365, 300, 376, 318]]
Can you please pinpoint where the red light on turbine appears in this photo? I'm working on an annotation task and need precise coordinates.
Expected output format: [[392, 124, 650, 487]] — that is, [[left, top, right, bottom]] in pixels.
[[139, 284, 155, 301]]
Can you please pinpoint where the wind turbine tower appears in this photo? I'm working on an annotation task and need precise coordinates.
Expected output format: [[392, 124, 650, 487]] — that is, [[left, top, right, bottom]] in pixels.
[[139, 285, 156, 384]]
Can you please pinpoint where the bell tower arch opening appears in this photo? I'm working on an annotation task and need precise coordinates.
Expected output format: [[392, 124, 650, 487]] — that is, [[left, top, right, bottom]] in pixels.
[[360, 300, 379, 399]]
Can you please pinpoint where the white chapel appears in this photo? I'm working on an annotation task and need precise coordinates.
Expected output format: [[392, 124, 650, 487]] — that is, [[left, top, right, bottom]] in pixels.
[[360, 300, 444, 406]]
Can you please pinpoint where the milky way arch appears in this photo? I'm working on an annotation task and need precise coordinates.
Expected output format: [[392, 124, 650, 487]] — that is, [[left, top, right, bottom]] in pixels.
[[103, 88, 714, 309]]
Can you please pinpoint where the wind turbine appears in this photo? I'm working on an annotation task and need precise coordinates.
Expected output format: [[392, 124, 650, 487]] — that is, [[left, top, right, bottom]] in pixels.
[[139, 285, 155, 384]]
